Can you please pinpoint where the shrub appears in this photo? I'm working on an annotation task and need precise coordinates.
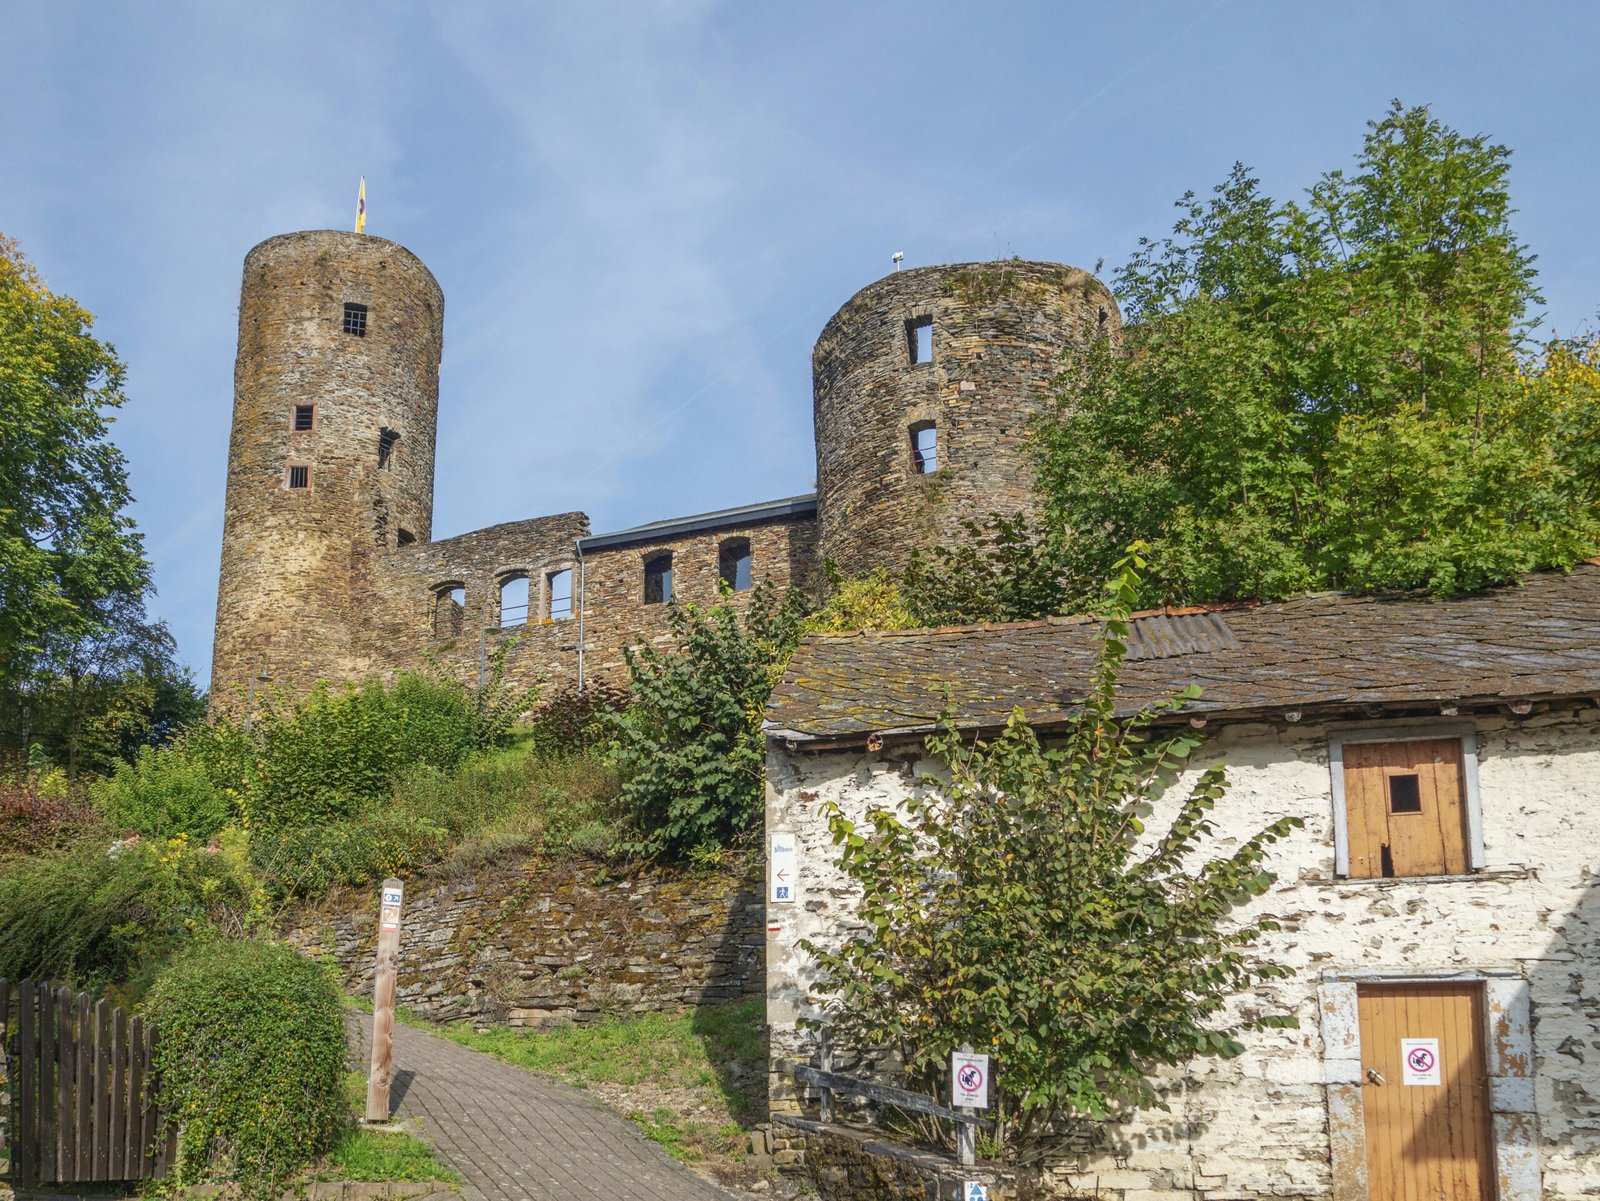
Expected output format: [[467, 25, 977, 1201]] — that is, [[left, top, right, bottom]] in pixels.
[[0, 776, 102, 856], [146, 940, 348, 1197], [90, 745, 232, 839], [250, 811, 450, 898], [525, 682, 631, 757], [243, 675, 484, 828], [609, 583, 806, 858], [250, 747, 626, 896], [0, 831, 263, 992], [802, 548, 1301, 1151]]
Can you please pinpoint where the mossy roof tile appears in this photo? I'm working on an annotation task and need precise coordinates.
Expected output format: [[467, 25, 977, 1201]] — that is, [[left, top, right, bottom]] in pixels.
[[767, 564, 1600, 741]]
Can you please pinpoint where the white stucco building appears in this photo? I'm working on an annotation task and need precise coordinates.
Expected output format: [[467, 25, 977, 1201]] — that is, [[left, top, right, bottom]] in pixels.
[[763, 564, 1600, 1200]]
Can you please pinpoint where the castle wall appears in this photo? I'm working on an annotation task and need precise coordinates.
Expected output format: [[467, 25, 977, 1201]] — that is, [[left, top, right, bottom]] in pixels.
[[211, 231, 443, 714], [813, 261, 1119, 578], [359, 512, 592, 692], [281, 854, 765, 1028], [209, 236, 1119, 713], [354, 509, 818, 700], [574, 512, 819, 685]]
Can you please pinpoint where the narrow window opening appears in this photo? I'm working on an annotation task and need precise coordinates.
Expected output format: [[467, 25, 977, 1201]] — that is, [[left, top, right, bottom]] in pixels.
[[286, 463, 310, 490], [547, 569, 573, 621], [910, 422, 938, 474], [433, 585, 466, 639], [396, 528, 416, 547], [719, 539, 753, 592], [378, 427, 400, 470], [1387, 773, 1423, 814], [342, 302, 368, 336], [1379, 844, 1395, 879], [498, 574, 530, 627], [293, 404, 315, 432], [644, 554, 673, 605], [906, 316, 933, 365]]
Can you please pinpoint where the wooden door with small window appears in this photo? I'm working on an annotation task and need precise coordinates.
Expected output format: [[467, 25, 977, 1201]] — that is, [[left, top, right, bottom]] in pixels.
[[1343, 738, 1470, 878], [1359, 983, 1495, 1200]]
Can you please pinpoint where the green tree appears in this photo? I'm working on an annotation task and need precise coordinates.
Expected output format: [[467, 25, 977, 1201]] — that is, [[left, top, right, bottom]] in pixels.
[[1033, 103, 1600, 607], [610, 582, 806, 858], [4, 588, 198, 776], [802, 549, 1300, 1150], [0, 235, 152, 691], [899, 511, 1071, 627]]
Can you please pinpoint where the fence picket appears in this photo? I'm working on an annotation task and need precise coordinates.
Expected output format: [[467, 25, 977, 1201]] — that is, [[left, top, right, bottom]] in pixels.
[[93, 997, 111, 1181], [110, 1003, 128, 1174], [18, 979, 36, 1184], [125, 1014, 145, 1179], [140, 1019, 158, 1177], [57, 986, 75, 1181], [76, 991, 92, 1181], [39, 977, 55, 1181]]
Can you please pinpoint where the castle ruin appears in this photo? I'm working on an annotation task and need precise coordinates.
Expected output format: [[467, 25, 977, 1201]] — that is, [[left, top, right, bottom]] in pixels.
[[209, 230, 1119, 711]]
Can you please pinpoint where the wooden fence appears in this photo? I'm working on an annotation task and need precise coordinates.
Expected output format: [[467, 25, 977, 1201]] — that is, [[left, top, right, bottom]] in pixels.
[[794, 1031, 990, 1167], [1, 978, 175, 1187]]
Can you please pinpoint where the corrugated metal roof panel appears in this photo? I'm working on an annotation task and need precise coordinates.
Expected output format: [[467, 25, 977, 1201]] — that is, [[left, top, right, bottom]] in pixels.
[[1125, 612, 1239, 661]]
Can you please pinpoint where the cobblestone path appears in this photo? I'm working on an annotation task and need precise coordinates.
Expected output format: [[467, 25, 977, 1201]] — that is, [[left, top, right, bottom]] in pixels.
[[349, 1014, 741, 1201]]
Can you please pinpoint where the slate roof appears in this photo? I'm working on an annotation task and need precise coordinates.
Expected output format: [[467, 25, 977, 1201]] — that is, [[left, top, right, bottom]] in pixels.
[[765, 564, 1600, 744]]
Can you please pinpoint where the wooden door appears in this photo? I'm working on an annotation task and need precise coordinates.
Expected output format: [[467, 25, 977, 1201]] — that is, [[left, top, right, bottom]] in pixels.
[[1343, 739, 1470, 878], [1358, 983, 1495, 1201]]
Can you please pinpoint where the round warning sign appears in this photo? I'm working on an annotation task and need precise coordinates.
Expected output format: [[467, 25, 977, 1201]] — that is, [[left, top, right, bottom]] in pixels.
[[950, 1051, 990, 1109], [1401, 1038, 1441, 1086]]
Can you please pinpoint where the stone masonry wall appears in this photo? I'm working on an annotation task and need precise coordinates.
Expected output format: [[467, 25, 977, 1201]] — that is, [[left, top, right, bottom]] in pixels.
[[283, 855, 766, 1027], [209, 239, 1124, 714], [765, 709, 1600, 1200], [211, 231, 443, 714], [769, 1118, 1018, 1201], [813, 261, 1120, 578], [349, 510, 817, 701]]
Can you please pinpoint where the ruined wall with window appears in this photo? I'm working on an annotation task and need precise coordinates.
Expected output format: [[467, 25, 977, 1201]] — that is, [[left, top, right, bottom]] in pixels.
[[574, 510, 818, 686], [812, 260, 1120, 578], [340, 506, 816, 700], [351, 512, 590, 694]]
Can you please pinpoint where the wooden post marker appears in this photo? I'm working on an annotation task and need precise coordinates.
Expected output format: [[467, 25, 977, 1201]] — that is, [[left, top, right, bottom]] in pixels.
[[365, 877, 404, 1123]]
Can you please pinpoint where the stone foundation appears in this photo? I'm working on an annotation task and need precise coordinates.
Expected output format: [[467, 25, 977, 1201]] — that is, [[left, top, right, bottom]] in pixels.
[[771, 1117, 1017, 1201]]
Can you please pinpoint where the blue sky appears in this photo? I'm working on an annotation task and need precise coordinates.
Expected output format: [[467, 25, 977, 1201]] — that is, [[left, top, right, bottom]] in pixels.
[[4, 2, 1598, 684]]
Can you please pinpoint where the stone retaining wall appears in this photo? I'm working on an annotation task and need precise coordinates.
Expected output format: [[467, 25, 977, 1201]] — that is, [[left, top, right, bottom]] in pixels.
[[283, 855, 765, 1026], [770, 1118, 1017, 1201]]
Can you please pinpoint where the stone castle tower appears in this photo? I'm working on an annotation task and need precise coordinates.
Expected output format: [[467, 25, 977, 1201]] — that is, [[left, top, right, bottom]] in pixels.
[[210, 231, 444, 706], [209, 237, 1118, 709], [813, 261, 1119, 577]]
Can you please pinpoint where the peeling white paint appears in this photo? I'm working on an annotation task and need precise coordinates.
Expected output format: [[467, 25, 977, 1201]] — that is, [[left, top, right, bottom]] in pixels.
[[767, 708, 1600, 1199]]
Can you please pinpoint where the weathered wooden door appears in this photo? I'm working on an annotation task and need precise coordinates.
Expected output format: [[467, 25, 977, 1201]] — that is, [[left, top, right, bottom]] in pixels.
[[1343, 738, 1471, 878], [1358, 983, 1495, 1200]]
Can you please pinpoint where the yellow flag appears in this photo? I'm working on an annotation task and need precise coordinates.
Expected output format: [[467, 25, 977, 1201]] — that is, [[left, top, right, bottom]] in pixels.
[[356, 177, 367, 234]]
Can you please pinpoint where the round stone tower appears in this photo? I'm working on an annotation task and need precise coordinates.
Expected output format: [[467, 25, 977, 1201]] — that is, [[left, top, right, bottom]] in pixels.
[[210, 230, 443, 712], [812, 260, 1120, 578]]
